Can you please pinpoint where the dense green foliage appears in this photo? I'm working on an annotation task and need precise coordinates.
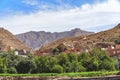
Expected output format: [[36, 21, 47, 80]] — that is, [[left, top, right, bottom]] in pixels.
[[0, 48, 118, 74]]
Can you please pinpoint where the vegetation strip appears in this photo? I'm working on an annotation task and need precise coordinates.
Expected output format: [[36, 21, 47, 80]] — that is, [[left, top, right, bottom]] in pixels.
[[0, 71, 118, 77]]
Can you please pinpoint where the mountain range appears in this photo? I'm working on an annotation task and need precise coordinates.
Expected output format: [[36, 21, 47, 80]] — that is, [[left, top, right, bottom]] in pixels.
[[0, 23, 120, 52], [40, 24, 120, 50], [16, 28, 94, 49]]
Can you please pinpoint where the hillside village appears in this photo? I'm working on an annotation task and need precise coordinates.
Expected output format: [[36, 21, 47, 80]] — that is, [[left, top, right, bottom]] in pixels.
[[0, 24, 120, 57], [3, 40, 120, 57], [35, 41, 120, 57]]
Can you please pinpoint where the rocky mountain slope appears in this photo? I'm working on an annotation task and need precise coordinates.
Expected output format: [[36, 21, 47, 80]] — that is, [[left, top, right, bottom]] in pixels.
[[0, 28, 31, 51], [16, 28, 94, 49], [41, 24, 120, 50]]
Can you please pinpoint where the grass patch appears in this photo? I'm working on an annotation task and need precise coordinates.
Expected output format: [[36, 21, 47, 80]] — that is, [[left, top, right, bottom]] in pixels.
[[59, 71, 119, 77], [0, 71, 119, 77]]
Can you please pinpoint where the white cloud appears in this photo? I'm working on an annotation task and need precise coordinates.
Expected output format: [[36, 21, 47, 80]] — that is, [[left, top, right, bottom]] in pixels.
[[0, 0, 120, 34], [22, 0, 39, 6]]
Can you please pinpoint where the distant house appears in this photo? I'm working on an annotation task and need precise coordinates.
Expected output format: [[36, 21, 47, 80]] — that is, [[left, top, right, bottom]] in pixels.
[[95, 42, 115, 50], [34, 50, 42, 56], [42, 49, 52, 56], [116, 44, 120, 49], [64, 45, 84, 54], [107, 48, 120, 57], [15, 51, 19, 55], [108, 44, 120, 57], [14, 49, 27, 55], [95, 42, 120, 57]]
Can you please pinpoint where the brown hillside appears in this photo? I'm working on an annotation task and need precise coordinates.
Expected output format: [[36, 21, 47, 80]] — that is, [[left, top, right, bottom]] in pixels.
[[41, 24, 120, 50], [0, 28, 31, 51]]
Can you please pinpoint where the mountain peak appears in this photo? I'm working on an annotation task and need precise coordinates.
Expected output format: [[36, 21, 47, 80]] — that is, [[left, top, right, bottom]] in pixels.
[[72, 28, 81, 31], [16, 28, 94, 49]]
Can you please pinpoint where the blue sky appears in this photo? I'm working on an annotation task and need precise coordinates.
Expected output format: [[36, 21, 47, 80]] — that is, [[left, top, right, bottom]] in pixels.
[[0, 0, 120, 34], [0, 0, 103, 15]]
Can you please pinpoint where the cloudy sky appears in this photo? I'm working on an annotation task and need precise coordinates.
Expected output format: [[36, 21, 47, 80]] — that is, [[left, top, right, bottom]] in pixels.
[[0, 0, 120, 34]]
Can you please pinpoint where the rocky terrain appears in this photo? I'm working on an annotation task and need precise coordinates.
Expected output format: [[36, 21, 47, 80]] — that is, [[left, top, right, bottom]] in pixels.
[[41, 24, 120, 50], [16, 28, 94, 49], [0, 28, 31, 51]]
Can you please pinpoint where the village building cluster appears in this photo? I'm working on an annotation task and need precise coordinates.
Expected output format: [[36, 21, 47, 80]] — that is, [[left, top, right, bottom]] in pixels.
[[35, 41, 120, 57], [0, 45, 30, 57], [96, 42, 120, 57], [1, 41, 120, 57]]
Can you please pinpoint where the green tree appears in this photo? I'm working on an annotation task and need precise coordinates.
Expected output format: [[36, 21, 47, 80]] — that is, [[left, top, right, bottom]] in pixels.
[[47, 57, 58, 72], [114, 56, 120, 70], [69, 61, 80, 72], [78, 52, 91, 71], [64, 62, 71, 72], [57, 53, 69, 72], [27, 53, 35, 60], [88, 57, 99, 71], [7, 67, 17, 74], [52, 48, 59, 55], [0, 57, 7, 73], [7, 53, 21, 68], [34, 56, 49, 73], [67, 52, 78, 62], [58, 53, 69, 66], [16, 60, 36, 73], [99, 55, 115, 71], [78, 63, 86, 72]]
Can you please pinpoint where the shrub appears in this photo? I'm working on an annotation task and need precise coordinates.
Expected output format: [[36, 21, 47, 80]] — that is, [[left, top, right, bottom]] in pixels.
[[52, 65, 63, 73]]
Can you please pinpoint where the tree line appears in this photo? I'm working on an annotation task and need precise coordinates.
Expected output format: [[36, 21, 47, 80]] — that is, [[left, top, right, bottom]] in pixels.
[[0, 48, 119, 74]]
